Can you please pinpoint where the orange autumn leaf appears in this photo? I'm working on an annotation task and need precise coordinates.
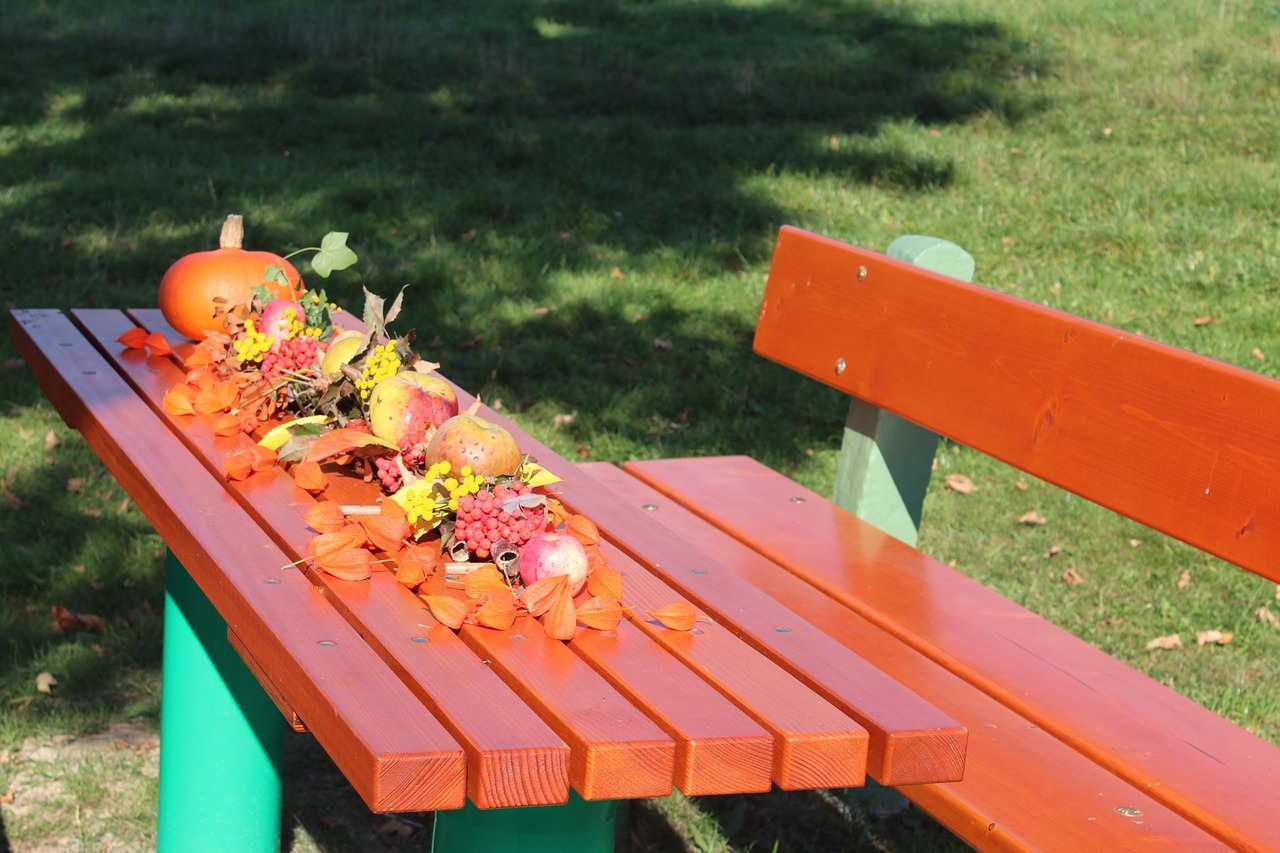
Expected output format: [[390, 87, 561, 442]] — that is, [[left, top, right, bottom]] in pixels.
[[544, 497, 572, 528], [422, 594, 468, 630], [292, 461, 328, 494], [565, 514, 601, 546], [521, 574, 569, 617], [541, 585, 577, 640], [223, 448, 255, 481], [162, 384, 197, 417], [474, 595, 518, 630], [302, 502, 346, 534], [145, 331, 172, 356], [307, 529, 366, 563], [586, 564, 624, 602], [583, 543, 611, 572], [360, 511, 410, 554], [394, 544, 439, 589], [187, 368, 217, 393], [213, 411, 250, 437], [303, 428, 397, 463], [116, 327, 148, 349], [215, 381, 239, 410], [194, 388, 231, 414], [576, 595, 624, 631], [185, 346, 215, 367], [465, 565, 510, 598], [314, 547, 372, 581], [339, 522, 369, 549], [647, 600, 698, 632]]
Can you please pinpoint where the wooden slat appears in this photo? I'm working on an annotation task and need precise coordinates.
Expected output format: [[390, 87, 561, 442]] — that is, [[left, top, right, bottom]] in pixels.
[[578, 545, 868, 792], [429, 392, 965, 787], [583, 461, 1233, 851], [622, 455, 1280, 852], [84, 309, 571, 810], [9, 309, 466, 814], [754, 225, 1280, 582]]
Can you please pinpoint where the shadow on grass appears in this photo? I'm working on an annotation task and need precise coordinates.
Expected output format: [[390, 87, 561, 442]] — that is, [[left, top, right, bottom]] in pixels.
[[1, 0, 1048, 847]]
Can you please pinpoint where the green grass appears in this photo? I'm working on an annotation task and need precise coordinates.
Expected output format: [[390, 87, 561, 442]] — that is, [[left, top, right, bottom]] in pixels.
[[1, 0, 1278, 849]]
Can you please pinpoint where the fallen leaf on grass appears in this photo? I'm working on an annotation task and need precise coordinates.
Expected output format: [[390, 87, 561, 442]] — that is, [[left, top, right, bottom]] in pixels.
[[44, 430, 60, 450], [1044, 545, 1063, 559], [1195, 630, 1233, 646], [377, 819, 414, 838], [1061, 567, 1085, 586], [1193, 315, 1214, 327], [0, 783, 12, 805], [35, 672, 57, 694], [4, 490, 23, 508], [944, 474, 978, 494], [1256, 607, 1279, 629], [611, 266, 626, 280], [1177, 569, 1192, 589], [1018, 510, 1047, 525], [1251, 348, 1265, 363], [66, 478, 84, 492], [51, 606, 104, 634], [652, 338, 673, 351], [1146, 634, 1183, 651]]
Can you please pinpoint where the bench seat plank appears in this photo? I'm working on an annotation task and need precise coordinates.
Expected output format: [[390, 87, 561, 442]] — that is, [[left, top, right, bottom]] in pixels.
[[583, 545, 869, 791], [439, 396, 967, 787], [10, 309, 467, 814], [622, 455, 1280, 852], [755, 225, 1280, 581], [583, 462, 1233, 851]]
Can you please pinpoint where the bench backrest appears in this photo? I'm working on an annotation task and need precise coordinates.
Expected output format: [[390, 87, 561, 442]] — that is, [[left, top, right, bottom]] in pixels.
[[753, 225, 1280, 583]]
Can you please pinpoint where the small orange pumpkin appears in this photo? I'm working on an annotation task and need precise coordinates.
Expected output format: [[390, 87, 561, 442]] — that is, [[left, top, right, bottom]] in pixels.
[[158, 214, 303, 340]]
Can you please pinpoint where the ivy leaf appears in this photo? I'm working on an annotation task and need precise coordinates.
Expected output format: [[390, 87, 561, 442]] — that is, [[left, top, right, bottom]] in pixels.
[[260, 268, 292, 289], [311, 232, 358, 279]]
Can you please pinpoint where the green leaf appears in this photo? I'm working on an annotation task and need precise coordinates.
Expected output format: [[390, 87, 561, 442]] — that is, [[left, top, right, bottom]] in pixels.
[[311, 232, 358, 278], [261, 266, 292, 288]]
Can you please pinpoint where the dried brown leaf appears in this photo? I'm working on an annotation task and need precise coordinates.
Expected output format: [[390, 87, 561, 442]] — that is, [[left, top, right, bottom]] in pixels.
[[35, 672, 57, 694], [1195, 630, 1233, 646], [1255, 606, 1278, 629], [1061, 567, 1085, 586], [1017, 510, 1047, 525], [944, 474, 978, 494], [1145, 633, 1183, 651], [44, 430, 60, 450], [1177, 569, 1192, 590]]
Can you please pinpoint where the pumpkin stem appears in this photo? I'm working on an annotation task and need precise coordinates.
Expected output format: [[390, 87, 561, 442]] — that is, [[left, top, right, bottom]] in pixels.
[[219, 214, 245, 250]]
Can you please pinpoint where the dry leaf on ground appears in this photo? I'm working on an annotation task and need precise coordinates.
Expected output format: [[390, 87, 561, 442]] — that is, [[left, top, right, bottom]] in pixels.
[[1061, 567, 1085, 586], [944, 474, 977, 494], [35, 672, 57, 694], [1256, 607, 1278, 628], [1195, 630, 1233, 646], [1146, 634, 1183, 651], [44, 430, 60, 450], [1177, 569, 1192, 589], [1018, 510, 1047, 525]]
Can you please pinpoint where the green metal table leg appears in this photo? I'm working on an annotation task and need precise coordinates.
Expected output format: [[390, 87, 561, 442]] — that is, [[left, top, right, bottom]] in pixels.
[[157, 551, 285, 852], [432, 790, 618, 853]]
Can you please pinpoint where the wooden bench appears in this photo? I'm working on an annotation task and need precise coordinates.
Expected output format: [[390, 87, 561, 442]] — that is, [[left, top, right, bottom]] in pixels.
[[11, 303, 977, 852], [579, 225, 1280, 850]]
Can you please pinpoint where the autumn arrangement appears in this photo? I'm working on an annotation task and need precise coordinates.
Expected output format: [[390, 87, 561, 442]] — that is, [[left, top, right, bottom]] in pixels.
[[119, 215, 698, 640]]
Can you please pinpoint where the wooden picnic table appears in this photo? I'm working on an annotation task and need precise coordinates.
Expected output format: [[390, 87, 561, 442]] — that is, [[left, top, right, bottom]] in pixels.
[[10, 306, 967, 852]]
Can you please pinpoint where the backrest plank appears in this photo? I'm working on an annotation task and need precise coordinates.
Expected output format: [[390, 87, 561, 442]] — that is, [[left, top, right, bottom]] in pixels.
[[754, 226, 1280, 580]]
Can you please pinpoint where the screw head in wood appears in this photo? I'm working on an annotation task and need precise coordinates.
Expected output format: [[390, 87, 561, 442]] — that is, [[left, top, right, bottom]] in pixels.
[[835, 358, 847, 375], [857, 265, 868, 281]]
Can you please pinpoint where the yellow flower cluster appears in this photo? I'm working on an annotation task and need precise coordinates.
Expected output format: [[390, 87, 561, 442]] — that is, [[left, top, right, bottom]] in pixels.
[[357, 340, 401, 398], [233, 318, 272, 364], [430, 461, 482, 512], [395, 462, 483, 525]]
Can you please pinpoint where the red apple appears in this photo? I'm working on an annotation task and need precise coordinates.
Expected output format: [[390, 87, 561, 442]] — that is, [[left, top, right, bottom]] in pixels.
[[423, 413, 522, 477], [519, 532, 589, 594], [258, 298, 304, 348], [368, 373, 457, 448]]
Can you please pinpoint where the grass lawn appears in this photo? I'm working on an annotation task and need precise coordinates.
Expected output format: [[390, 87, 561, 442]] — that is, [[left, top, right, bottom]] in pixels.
[[1, 0, 1277, 849]]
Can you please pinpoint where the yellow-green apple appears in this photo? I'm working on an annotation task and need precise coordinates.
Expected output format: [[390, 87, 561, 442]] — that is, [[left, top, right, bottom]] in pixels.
[[423, 413, 521, 477], [320, 330, 365, 375]]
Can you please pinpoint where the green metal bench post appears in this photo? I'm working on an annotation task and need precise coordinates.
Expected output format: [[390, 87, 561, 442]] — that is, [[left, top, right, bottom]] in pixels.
[[157, 551, 285, 852]]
